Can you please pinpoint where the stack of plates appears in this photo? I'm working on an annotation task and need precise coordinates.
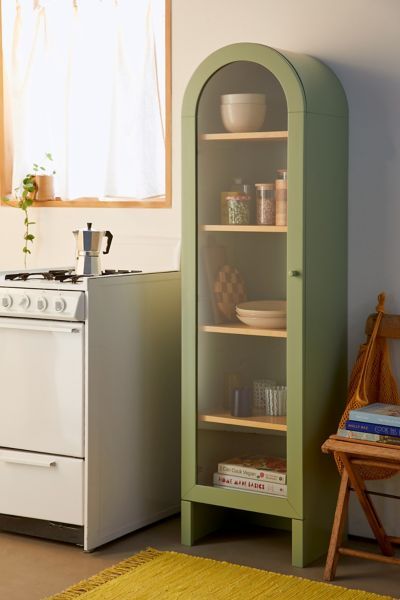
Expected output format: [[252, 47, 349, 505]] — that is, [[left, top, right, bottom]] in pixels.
[[236, 300, 286, 329]]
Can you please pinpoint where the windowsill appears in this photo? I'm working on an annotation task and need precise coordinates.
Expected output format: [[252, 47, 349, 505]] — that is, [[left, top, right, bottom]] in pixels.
[[1, 196, 170, 208]]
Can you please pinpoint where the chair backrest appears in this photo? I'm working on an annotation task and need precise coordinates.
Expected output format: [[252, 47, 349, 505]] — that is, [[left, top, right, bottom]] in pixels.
[[366, 313, 400, 339]]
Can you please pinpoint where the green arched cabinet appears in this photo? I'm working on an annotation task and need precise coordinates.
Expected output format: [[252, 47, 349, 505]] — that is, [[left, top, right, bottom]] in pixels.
[[181, 43, 348, 567]]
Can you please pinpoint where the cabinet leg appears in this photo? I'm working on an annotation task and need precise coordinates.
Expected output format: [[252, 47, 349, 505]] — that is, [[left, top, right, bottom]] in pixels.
[[181, 500, 195, 545], [181, 500, 226, 546], [292, 517, 332, 567]]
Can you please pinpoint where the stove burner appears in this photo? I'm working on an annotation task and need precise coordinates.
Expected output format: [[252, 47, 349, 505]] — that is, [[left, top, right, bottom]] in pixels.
[[5, 269, 141, 283], [102, 270, 142, 275]]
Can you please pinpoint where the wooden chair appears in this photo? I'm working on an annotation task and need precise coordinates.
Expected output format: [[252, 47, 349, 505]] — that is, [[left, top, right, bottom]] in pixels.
[[322, 435, 400, 581], [321, 310, 400, 580]]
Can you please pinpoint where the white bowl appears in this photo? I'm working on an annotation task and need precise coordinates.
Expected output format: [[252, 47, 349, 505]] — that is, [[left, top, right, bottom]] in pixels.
[[221, 93, 266, 105], [236, 300, 287, 316], [221, 102, 266, 133], [236, 313, 287, 329], [220, 93, 267, 133]]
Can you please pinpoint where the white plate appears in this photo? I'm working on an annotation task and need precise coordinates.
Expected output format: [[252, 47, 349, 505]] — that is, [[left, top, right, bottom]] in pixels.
[[236, 313, 286, 329], [236, 300, 286, 316]]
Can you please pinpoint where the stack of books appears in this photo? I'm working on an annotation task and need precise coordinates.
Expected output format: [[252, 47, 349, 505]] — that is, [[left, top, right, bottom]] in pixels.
[[338, 402, 400, 445], [213, 456, 287, 497]]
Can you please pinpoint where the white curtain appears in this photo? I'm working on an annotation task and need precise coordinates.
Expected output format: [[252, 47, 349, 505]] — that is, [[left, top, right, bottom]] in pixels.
[[2, 0, 165, 200]]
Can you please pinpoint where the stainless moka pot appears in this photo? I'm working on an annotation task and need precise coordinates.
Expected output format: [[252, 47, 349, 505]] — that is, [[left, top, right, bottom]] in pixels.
[[73, 223, 113, 275]]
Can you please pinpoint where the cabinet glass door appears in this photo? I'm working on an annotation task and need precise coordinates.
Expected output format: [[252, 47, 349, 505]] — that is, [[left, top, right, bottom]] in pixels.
[[196, 61, 289, 497]]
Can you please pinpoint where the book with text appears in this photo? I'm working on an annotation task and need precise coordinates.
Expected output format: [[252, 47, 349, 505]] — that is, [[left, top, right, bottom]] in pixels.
[[345, 420, 400, 437], [213, 472, 287, 496], [217, 456, 286, 484], [337, 428, 400, 445], [349, 403, 400, 427]]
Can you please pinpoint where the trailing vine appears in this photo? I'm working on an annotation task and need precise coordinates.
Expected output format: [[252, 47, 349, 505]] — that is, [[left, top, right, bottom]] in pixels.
[[2, 153, 54, 267], [20, 174, 37, 266]]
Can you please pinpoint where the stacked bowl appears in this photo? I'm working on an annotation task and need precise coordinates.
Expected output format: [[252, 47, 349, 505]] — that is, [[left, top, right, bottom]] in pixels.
[[236, 300, 286, 329]]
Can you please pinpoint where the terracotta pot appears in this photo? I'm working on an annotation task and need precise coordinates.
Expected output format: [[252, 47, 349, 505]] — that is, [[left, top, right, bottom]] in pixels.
[[35, 175, 55, 201]]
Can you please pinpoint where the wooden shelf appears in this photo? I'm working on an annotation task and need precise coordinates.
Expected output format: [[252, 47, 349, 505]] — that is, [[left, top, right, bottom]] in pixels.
[[199, 412, 287, 431], [201, 225, 287, 233], [201, 323, 287, 338], [200, 131, 288, 142]]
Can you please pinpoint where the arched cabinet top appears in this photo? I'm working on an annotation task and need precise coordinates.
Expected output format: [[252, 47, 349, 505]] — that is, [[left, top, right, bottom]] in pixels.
[[182, 43, 347, 119]]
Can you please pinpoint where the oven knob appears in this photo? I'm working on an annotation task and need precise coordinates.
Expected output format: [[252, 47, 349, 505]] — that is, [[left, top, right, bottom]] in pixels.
[[19, 295, 30, 309], [54, 298, 66, 313], [36, 297, 48, 312], [1, 295, 12, 309]]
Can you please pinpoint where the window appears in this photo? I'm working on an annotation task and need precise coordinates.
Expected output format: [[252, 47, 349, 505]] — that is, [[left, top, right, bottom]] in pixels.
[[0, 0, 171, 207]]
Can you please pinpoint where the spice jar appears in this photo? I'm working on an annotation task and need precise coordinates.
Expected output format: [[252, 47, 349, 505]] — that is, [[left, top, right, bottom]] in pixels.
[[275, 169, 288, 226], [255, 183, 275, 225], [221, 192, 250, 225]]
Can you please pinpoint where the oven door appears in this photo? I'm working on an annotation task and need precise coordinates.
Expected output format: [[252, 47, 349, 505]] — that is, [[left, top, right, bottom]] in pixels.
[[0, 318, 84, 457]]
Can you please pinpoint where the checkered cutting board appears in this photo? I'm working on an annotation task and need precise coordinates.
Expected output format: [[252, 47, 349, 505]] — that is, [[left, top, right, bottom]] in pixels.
[[213, 264, 247, 322]]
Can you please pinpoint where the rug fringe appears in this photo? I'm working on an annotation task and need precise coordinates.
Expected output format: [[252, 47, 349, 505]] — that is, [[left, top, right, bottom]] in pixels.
[[44, 547, 162, 599]]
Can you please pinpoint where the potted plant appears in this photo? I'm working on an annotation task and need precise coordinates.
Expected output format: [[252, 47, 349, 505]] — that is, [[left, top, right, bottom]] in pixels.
[[33, 152, 56, 201]]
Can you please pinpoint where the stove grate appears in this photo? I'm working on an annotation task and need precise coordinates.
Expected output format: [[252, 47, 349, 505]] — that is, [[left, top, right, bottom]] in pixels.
[[5, 269, 141, 283]]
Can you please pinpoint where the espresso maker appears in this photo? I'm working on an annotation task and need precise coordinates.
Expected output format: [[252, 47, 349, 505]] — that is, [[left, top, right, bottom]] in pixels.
[[73, 223, 113, 275]]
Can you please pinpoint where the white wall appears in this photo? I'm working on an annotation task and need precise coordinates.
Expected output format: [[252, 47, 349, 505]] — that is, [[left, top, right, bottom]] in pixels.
[[171, 0, 400, 535], [1, 0, 400, 528], [1, 0, 399, 343], [0, 206, 181, 272], [172, 0, 400, 366]]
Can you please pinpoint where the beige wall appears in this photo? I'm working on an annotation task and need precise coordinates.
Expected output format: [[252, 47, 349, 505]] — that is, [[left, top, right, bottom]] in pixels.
[[172, 0, 400, 364], [1, 0, 400, 311], [0, 206, 180, 272], [0, 0, 398, 537], [171, 0, 400, 535], [1, 0, 399, 368]]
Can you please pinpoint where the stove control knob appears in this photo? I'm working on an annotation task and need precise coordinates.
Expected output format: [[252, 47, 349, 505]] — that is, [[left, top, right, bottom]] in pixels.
[[54, 298, 66, 313], [1, 295, 13, 309], [36, 297, 48, 312], [19, 295, 30, 309]]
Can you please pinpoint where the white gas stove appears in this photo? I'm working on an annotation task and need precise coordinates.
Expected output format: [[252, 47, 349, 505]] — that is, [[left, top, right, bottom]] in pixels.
[[0, 268, 141, 320], [0, 267, 181, 550]]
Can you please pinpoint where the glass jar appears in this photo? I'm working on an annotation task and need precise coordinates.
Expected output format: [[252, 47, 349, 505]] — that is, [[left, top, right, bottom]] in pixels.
[[275, 170, 288, 226], [221, 192, 250, 225], [255, 183, 275, 225]]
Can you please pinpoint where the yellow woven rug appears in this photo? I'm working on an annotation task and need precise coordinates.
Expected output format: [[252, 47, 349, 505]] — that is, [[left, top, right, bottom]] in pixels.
[[45, 547, 394, 600]]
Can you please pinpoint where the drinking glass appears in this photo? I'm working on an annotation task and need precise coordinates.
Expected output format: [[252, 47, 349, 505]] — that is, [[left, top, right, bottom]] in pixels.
[[253, 379, 276, 415], [265, 385, 287, 416]]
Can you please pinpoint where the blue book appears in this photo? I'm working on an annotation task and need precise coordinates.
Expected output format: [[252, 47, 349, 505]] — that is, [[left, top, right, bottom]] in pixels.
[[348, 403, 400, 427], [346, 419, 400, 438]]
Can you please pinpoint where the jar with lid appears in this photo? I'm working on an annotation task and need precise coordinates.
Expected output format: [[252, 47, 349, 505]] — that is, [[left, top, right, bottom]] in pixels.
[[255, 183, 275, 225], [275, 169, 288, 226], [220, 191, 250, 225], [231, 177, 254, 221]]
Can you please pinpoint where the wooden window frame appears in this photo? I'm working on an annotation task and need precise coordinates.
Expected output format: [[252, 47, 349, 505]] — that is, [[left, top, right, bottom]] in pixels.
[[0, 0, 171, 209]]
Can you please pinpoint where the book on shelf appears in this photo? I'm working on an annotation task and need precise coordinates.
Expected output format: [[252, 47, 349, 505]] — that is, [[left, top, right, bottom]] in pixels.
[[217, 456, 286, 484], [213, 472, 287, 497], [345, 420, 400, 438], [337, 428, 400, 445], [348, 402, 400, 427]]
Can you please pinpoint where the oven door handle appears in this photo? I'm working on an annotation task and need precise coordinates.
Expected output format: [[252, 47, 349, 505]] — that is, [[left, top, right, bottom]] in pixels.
[[0, 323, 80, 334], [0, 455, 56, 468]]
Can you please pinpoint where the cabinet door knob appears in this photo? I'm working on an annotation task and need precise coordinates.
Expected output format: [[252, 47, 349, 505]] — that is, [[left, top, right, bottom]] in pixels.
[[289, 270, 300, 277]]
